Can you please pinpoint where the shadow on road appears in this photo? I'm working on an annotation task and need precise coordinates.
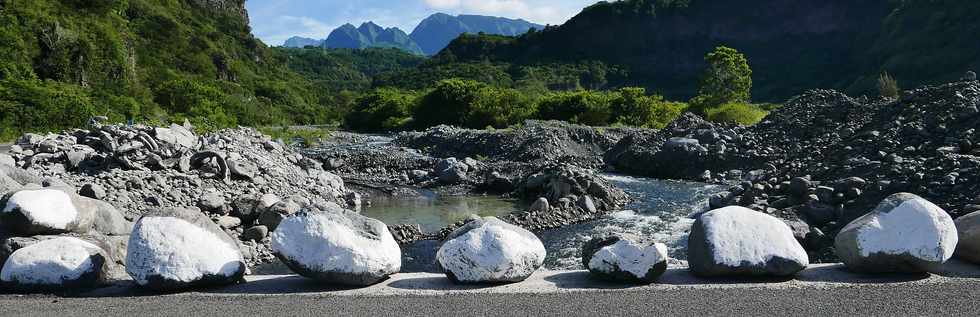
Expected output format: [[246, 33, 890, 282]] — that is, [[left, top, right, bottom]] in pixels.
[[387, 276, 504, 291], [794, 264, 929, 284], [542, 271, 639, 289], [203, 275, 362, 295]]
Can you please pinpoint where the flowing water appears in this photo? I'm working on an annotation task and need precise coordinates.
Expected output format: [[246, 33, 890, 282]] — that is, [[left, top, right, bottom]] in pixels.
[[389, 174, 724, 272], [538, 174, 724, 270]]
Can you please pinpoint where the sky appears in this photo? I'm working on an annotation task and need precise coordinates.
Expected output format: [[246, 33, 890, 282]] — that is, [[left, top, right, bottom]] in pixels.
[[246, 0, 598, 46]]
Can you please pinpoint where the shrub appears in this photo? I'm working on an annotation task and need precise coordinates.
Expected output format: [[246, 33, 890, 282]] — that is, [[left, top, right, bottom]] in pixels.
[[413, 79, 534, 129], [0, 79, 97, 140], [705, 103, 769, 126], [345, 88, 417, 132], [877, 72, 899, 98], [610, 87, 688, 129], [536, 90, 615, 125]]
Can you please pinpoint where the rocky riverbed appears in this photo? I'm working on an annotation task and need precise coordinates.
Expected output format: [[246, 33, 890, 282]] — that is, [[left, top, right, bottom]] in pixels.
[[1, 76, 979, 289]]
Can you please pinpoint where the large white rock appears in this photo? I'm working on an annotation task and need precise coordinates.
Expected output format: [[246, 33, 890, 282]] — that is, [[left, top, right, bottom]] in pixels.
[[126, 208, 245, 291], [955, 210, 980, 264], [0, 237, 107, 290], [581, 235, 668, 283], [271, 205, 401, 286], [688, 206, 809, 277], [437, 216, 546, 284], [835, 193, 957, 273], [1, 188, 94, 235], [154, 124, 197, 149]]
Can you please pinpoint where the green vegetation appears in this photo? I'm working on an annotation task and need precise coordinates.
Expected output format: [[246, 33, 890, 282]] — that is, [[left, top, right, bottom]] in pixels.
[[689, 47, 753, 114], [705, 103, 769, 126], [0, 0, 328, 139], [259, 126, 334, 148]]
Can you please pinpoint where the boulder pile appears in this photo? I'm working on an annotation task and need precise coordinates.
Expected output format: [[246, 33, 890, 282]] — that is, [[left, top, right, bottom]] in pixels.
[[5, 122, 356, 265]]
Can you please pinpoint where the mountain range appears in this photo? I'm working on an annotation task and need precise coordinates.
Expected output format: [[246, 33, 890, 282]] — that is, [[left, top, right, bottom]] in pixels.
[[282, 13, 544, 55]]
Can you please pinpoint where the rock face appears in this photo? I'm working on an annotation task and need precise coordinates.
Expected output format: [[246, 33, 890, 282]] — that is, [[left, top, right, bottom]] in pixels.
[[126, 208, 245, 291], [0, 237, 108, 290], [955, 210, 980, 264], [436, 217, 546, 283], [835, 193, 957, 273], [688, 206, 809, 277], [271, 205, 401, 286], [581, 235, 668, 283], [1, 189, 93, 235]]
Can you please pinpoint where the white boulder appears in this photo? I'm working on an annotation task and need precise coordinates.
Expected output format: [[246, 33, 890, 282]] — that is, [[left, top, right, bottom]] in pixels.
[[437, 216, 545, 284], [126, 208, 245, 291], [581, 235, 668, 283], [688, 206, 809, 277], [0, 237, 108, 290], [835, 193, 957, 273], [1, 188, 94, 235], [272, 205, 400, 286]]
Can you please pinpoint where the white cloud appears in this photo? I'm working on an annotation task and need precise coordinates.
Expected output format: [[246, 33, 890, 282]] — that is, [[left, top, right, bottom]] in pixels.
[[421, 0, 589, 26], [424, 0, 461, 9]]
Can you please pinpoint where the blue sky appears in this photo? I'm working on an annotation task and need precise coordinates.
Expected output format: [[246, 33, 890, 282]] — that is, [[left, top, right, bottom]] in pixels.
[[246, 0, 598, 46]]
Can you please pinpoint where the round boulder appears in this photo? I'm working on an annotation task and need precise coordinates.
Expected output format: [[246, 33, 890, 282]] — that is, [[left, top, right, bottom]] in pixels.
[[126, 207, 246, 291], [0, 237, 108, 291], [437, 216, 546, 284], [955, 210, 980, 264], [835, 193, 957, 273], [688, 206, 809, 277], [271, 206, 401, 286], [1, 188, 94, 235], [581, 235, 668, 283]]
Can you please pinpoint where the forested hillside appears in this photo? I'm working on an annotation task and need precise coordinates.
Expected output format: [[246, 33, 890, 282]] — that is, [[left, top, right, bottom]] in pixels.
[[431, 0, 979, 101], [0, 0, 329, 139]]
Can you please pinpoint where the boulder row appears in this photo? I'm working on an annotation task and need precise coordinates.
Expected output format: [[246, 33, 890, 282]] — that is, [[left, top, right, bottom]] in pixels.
[[688, 206, 809, 277]]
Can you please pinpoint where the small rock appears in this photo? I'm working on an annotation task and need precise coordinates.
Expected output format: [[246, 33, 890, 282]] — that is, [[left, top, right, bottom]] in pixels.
[[529, 197, 550, 213], [242, 225, 269, 241], [79, 183, 107, 200]]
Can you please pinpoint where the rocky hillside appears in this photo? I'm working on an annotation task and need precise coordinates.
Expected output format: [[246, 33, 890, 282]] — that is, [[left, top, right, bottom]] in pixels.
[[436, 0, 979, 101]]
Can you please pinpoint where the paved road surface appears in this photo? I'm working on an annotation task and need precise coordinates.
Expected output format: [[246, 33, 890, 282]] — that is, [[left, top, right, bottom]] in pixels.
[[4, 263, 980, 316]]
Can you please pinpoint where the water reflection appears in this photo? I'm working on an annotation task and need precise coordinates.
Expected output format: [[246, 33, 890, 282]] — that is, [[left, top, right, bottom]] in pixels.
[[361, 194, 526, 232]]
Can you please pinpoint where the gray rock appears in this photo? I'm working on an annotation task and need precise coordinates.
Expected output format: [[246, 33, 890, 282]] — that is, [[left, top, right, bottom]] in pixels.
[[227, 159, 258, 180], [0, 154, 14, 167], [79, 183, 107, 200], [154, 124, 197, 149], [529, 197, 550, 213], [835, 193, 957, 273], [581, 234, 668, 284], [258, 200, 300, 231], [242, 225, 269, 241], [217, 216, 242, 229], [577, 195, 597, 213], [963, 71, 977, 81], [789, 177, 810, 198], [82, 197, 132, 235], [198, 192, 226, 212], [126, 207, 246, 291]]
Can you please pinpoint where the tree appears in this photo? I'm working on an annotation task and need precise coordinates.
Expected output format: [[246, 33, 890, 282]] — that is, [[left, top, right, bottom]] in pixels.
[[690, 46, 752, 113]]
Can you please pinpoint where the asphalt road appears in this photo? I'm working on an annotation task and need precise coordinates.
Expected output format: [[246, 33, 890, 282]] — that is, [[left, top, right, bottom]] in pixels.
[[4, 262, 980, 316], [2, 280, 979, 316]]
